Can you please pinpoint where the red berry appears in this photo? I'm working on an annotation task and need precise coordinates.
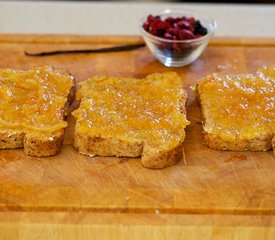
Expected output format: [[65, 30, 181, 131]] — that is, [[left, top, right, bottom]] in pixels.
[[143, 22, 149, 31], [167, 28, 176, 34], [164, 33, 173, 39], [173, 22, 180, 29], [179, 16, 187, 21], [187, 17, 195, 25], [147, 15, 155, 22], [177, 20, 191, 29], [178, 29, 195, 40], [165, 17, 177, 24], [143, 14, 206, 41], [156, 21, 170, 31]]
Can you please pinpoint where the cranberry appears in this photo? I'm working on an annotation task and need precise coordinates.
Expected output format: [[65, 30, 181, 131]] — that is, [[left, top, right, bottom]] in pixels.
[[155, 21, 170, 31], [177, 20, 191, 29], [164, 33, 173, 39], [166, 28, 176, 35], [187, 17, 195, 25], [143, 14, 207, 41], [165, 17, 177, 24], [147, 15, 155, 22], [178, 29, 195, 40], [142, 14, 208, 57], [143, 22, 149, 31]]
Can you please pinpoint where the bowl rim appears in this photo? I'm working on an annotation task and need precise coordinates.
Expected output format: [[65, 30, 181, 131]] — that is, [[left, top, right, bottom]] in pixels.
[[139, 8, 217, 44]]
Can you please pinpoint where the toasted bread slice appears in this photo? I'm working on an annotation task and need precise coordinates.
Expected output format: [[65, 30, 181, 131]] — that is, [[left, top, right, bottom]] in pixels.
[[197, 66, 275, 153], [72, 72, 190, 168], [0, 66, 74, 156]]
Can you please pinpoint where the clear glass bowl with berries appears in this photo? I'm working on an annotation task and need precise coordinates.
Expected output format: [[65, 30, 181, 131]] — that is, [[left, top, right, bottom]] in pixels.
[[140, 9, 217, 67]]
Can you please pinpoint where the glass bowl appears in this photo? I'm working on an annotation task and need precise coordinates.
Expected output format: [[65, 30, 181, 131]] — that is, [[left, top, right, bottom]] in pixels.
[[139, 9, 217, 67]]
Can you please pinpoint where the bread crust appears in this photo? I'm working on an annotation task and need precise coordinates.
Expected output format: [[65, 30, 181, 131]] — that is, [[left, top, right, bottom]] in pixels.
[[272, 136, 275, 155], [74, 122, 143, 158], [141, 143, 183, 169], [24, 130, 64, 157], [0, 131, 24, 149], [73, 125, 185, 169], [202, 131, 273, 151], [0, 129, 66, 157]]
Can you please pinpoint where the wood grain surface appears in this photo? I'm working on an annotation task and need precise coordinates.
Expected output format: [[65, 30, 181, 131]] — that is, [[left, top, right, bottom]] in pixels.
[[0, 34, 274, 240]]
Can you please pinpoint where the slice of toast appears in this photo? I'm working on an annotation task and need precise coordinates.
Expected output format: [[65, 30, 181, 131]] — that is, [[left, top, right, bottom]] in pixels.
[[197, 66, 275, 153], [72, 72, 190, 168], [0, 66, 75, 157]]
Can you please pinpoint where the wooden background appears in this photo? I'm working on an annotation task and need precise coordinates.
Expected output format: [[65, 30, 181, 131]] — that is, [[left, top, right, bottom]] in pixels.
[[0, 34, 274, 239]]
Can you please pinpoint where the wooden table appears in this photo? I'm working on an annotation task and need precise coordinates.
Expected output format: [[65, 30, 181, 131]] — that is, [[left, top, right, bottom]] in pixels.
[[0, 34, 274, 240]]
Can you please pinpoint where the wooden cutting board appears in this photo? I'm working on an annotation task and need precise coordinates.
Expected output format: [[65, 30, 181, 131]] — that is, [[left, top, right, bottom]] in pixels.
[[0, 34, 274, 240]]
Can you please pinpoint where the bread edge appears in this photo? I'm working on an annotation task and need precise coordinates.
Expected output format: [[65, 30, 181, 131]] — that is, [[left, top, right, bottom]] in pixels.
[[141, 143, 184, 169], [73, 122, 143, 158]]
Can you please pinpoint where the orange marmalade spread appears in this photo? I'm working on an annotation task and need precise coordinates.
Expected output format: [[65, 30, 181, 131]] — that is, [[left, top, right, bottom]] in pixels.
[[72, 72, 190, 148], [199, 66, 275, 141], [0, 66, 74, 133]]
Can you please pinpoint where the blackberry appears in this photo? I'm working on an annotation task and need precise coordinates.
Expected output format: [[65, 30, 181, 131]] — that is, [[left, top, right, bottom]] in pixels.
[[194, 20, 208, 36]]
